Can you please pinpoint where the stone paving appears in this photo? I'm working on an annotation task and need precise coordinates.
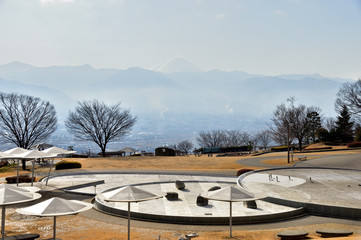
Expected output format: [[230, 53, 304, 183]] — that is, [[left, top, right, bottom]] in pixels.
[[240, 168, 361, 209], [43, 172, 298, 219]]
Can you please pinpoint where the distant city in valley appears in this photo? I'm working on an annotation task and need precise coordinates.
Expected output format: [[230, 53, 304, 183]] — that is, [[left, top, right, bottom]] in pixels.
[[0, 58, 355, 153]]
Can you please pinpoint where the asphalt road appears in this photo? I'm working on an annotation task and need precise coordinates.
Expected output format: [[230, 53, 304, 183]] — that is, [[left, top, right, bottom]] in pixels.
[[238, 150, 361, 170], [294, 152, 361, 170]]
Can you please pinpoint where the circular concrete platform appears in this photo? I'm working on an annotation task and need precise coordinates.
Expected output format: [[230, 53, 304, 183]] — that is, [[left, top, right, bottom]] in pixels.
[[43, 172, 304, 225], [238, 167, 361, 219], [93, 180, 303, 225]]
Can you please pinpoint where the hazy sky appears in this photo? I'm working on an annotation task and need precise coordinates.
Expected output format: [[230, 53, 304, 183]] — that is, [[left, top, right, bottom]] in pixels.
[[0, 0, 360, 79]]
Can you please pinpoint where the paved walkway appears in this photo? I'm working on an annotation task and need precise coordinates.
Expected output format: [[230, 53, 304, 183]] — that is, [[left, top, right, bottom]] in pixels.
[[238, 150, 361, 169]]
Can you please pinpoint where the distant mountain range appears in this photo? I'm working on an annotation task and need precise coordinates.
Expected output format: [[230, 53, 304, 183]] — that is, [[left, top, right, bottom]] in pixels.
[[0, 59, 354, 152]]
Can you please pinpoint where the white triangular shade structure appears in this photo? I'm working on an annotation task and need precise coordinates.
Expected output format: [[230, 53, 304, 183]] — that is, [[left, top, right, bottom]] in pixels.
[[0, 184, 42, 240], [200, 186, 266, 238], [16, 197, 92, 240], [16, 197, 93, 216], [0, 152, 10, 159], [100, 185, 164, 240], [200, 185, 260, 202], [10, 150, 57, 187], [3, 147, 29, 155], [3, 148, 31, 186], [0, 184, 41, 205], [42, 147, 76, 186], [42, 147, 75, 156], [102, 185, 162, 202], [12, 150, 56, 159]]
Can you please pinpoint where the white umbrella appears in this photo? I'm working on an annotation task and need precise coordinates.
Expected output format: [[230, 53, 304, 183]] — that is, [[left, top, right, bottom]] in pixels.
[[3, 148, 30, 186], [16, 197, 93, 240], [41, 147, 76, 186], [3, 147, 29, 155], [0, 184, 42, 240], [200, 186, 265, 238], [14, 150, 57, 159], [12, 150, 57, 187], [0, 152, 10, 159], [99, 185, 164, 240], [42, 147, 75, 156]]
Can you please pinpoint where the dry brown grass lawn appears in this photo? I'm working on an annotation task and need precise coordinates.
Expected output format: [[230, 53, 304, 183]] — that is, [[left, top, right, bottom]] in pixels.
[[73, 155, 265, 171]]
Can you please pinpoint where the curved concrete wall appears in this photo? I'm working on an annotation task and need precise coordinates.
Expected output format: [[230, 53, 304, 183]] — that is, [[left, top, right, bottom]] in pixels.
[[93, 197, 306, 225], [238, 167, 361, 220]]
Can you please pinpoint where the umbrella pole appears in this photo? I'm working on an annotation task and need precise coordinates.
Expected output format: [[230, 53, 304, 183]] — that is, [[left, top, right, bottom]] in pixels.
[[46, 159, 54, 186], [53, 216, 56, 240], [128, 202, 130, 240], [17, 159, 20, 187], [229, 202, 232, 238], [31, 160, 35, 187], [1, 205, 5, 240]]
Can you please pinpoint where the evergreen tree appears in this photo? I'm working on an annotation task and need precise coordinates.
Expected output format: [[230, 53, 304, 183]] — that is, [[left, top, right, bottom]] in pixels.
[[354, 124, 361, 141], [306, 111, 322, 143], [335, 105, 354, 142]]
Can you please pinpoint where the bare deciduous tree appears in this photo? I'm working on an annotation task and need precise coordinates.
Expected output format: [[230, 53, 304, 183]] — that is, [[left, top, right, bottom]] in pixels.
[[224, 130, 250, 147], [197, 130, 226, 147], [197, 129, 251, 148], [256, 130, 272, 150], [177, 140, 193, 155], [270, 97, 321, 150], [335, 79, 361, 118], [0, 93, 57, 169], [65, 100, 136, 157], [324, 117, 336, 132]]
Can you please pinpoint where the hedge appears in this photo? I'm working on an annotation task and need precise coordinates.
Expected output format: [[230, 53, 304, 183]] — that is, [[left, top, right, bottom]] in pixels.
[[305, 146, 332, 151], [6, 175, 35, 183], [55, 161, 82, 170], [347, 141, 361, 148], [271, 145, 295, 152]]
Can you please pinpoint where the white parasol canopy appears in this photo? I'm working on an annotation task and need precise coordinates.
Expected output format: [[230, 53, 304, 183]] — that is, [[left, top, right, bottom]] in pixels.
[[0, 184, 42, 240], [200, 185, 260, 202], [42, 147, 75, 156], [3, 147, 29, 155], [16, 197, 93, 240], [100, 185, 164, 240], [12, 150, 57, 159], [101, 185, 163, 202], [11, 150, 57, 187], [42, 147, 76, 186], [200, 186, 265, 238], [0, 152, 11, 159], [3, 148, 31, 186]]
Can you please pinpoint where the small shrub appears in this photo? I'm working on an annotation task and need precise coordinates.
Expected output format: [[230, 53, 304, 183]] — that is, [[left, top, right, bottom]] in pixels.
[[347, 141, 361, 148], [0, 161, 8, 168], [55, 161, 81, 170], [271, 146, 295, 152], [236, 169, 254, 176], [305, 146, 332, 151], [6, 175, 35, 183]]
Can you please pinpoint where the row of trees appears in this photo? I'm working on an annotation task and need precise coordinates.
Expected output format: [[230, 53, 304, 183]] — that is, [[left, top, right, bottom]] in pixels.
[[196, 129, 272, 151], [0, 93, 137, 169]]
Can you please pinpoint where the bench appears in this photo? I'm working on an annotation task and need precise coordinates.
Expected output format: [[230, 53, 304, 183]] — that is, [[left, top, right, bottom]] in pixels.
[[316, 228, 353, 238], [277, 230, 308, 240], [297, 156, 307, 161], [4, 234, 40, 240]]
